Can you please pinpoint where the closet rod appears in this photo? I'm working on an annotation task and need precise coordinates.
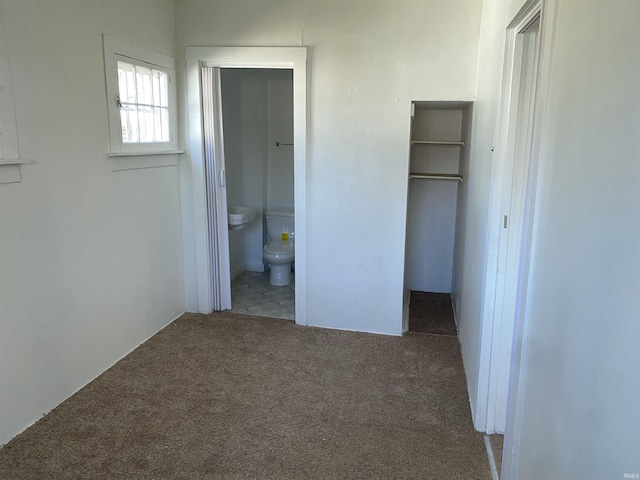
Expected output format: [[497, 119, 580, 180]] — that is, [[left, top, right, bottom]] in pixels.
[[411, 140, 466, 146], [410, 173, 463, 182]]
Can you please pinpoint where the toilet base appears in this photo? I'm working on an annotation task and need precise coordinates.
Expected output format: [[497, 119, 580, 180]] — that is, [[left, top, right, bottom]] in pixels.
[[269, 263, 291, 286]]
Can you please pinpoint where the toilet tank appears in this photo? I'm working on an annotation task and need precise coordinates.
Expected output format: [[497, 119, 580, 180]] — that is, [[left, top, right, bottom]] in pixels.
[[265, 209, 294, 241]]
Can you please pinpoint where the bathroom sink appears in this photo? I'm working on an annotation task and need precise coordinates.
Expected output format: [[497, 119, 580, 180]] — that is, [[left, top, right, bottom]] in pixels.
[[228, 206, 256, 229]]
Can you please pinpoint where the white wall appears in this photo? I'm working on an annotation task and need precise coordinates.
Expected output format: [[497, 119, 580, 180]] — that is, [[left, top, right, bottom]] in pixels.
[[266, 70, 294, 210], [240, 72, 269, 272], [221, 69, 248, 278], [176, 0, 483, 335], [0, 0, 184, 445], [508, 0, 640, 477], [406, 181, 458, 292]]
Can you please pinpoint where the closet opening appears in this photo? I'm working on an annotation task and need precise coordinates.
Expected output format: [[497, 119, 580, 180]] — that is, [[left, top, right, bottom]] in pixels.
[[402, 101, 473, 336]]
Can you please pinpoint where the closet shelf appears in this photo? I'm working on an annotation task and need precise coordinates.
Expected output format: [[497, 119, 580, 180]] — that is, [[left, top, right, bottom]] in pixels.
[[411, 140, 465, 147], [410, 172, 463, 182]]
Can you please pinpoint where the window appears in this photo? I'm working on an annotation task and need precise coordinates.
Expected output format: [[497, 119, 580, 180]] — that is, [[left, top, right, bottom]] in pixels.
[[103, 35, 178, 155]]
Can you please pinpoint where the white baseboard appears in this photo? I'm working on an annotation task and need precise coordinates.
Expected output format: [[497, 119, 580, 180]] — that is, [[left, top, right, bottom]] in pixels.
[[484, 435, 500, 480], [402, 288, 410, 333], [231, 263, 246, 281], [245, 262, 266, 273], [1, 309, 185, 447]]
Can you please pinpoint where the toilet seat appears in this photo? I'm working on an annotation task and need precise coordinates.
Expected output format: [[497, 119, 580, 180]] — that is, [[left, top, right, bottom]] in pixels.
[[263, 241, 294, 263]]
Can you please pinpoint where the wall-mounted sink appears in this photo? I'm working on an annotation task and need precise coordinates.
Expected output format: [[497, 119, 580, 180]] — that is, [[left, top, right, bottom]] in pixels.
[[228, 206, 256, 230]]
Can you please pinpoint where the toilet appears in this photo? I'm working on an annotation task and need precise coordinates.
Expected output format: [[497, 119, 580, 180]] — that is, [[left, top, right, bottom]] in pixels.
[[262, 209, 295, 286]]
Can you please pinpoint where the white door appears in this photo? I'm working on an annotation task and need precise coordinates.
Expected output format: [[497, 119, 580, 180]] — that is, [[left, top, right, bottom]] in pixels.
[[201, 67, 232, 311], [491, 15, 542, 433]]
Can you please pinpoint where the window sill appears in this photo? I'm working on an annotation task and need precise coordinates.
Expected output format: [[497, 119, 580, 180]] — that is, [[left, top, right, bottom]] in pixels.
[[108, 151, 182, 172], [107, 150, 184, 158], [0, 158, 29, 165]]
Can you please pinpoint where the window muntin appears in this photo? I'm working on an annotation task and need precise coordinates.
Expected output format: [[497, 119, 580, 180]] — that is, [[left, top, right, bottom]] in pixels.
[[117, 60, 170, 144]]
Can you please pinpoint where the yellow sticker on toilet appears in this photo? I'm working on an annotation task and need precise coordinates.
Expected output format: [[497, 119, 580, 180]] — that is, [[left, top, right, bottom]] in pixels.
[[281, 232, 289, 241]]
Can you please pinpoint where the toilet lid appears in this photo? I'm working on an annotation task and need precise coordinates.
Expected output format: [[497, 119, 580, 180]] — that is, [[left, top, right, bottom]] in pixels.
[[264, 241, 294, 255]]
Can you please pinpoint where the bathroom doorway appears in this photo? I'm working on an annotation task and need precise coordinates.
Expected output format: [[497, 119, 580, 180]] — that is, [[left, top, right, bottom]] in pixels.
[[220, 68, 295, 321], [185, 47, 308, 325], [492, 9, 544, 477]]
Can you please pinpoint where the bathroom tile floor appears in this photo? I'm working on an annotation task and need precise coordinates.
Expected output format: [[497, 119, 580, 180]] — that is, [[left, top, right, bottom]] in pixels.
[[229, 271, 295, 321]]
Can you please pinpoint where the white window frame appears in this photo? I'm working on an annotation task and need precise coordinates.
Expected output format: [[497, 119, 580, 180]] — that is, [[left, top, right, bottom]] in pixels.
[[102, 34, 179, 156], [0, 7, 24, 166]]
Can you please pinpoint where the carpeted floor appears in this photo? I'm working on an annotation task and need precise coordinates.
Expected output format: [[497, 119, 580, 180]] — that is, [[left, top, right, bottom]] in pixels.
[[0, 312, 490, 479], [409, 291, 458, 336]]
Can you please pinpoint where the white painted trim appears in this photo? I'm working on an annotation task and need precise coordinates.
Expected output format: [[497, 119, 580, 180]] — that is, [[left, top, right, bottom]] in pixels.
[[401, 288, 410, 334], [185, 47, 307, 326], [245, 262, 266, 273], [473, 28, 516, 434], [501, 0, 559, 477], [489, 6, 542, 434], [201, 67, 232, 311], [476, 0, 544, 435], [0, 12, 20, 162], [484, 435, 500, 480], [107, 150, 184, 157], [230, 263, 245, 281]]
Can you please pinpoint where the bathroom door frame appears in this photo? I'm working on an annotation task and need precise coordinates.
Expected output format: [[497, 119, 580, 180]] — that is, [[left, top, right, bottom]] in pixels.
[[488, 6, 543, 435], [475, 0, 557, 437], [186, 47, 308, 326]]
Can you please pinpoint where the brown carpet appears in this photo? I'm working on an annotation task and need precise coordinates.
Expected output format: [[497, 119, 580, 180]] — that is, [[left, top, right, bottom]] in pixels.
[[0, 312, 490, 479], [409, 291, 458, 336]]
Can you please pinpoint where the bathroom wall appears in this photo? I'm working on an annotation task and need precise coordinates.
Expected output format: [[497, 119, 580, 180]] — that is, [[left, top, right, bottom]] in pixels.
[[221, 70, 246, 279], [221, 69, 294, 277], [176, 0, 483, 335], [266, 70, 294, 211], [0, 0, 184, 445]]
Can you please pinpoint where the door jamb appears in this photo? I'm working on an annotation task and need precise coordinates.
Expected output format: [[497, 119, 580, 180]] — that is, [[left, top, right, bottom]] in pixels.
[[500, 0, 558, 475], [185, 47, 308, 326], [488, 5, 543, 434]]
